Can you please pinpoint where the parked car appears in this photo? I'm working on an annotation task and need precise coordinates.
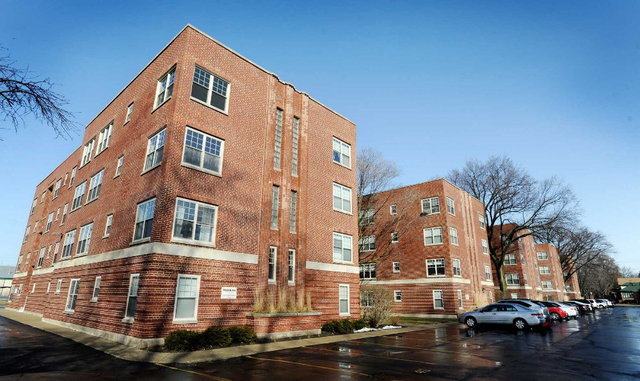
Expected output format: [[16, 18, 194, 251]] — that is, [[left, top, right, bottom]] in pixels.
[[540, 301, 569, 321], [588, 299, 607, 309], [565, 301, 591, 315], [575, 299, 598, 310], [596, 299, 614, 308], [499, 299, 551, 322], [556, 302, 579, 319], [458, 303, 547, 330]]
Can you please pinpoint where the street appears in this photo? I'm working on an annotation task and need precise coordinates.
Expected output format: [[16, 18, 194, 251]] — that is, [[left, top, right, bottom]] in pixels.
[[1, 307, 639, 380]]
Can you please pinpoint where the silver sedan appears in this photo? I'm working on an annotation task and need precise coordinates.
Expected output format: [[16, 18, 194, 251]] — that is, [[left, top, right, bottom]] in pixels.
[[458, 303, 548, 330]]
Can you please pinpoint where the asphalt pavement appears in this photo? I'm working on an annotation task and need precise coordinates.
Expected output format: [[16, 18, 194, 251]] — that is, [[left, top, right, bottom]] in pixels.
[[1, 307, 639, 380]]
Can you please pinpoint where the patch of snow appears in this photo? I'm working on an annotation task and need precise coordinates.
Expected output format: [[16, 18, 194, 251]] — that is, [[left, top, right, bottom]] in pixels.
[[381, 325, 402, 330], [353, 327, 378, 333], [353, 325, 402, 333]]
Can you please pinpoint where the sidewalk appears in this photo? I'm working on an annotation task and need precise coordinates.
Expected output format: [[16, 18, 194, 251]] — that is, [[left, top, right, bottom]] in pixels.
[[0, 308, 448, 364]]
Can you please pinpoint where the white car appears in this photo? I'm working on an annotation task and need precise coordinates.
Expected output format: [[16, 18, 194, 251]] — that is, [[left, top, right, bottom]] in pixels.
[[596, 299, 613, 308], [557, 302, 579, 318], [589, 299, 607, 309]]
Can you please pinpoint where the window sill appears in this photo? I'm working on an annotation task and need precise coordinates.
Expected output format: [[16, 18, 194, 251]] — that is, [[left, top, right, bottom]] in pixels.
[[113, 174, 121, 179], [64, 310, 75, 315], [151, 97, 172, 114], [426, 275, 446, 278], [339, 313, 351, 317], [121, 317, 134, 324], [170, 237, 216, 248], [130, 238, 151, 246], [288, 281, 295, 286], [453, 275, 462, 278], [332, 160, 352, 170], [190, 97, 228, 115], [268, 280, 276, 285], [141, 162, 162, 176], [333, 209, 353, 216], [173, 319, 198, 325], [424, 243, 444, 247], [181, 162, 222, 177], [102, 235, 109, 239], [394, 300, 402, 303], [333, 260, 354, 265], [90, 298, 98, 303], [94, 148, 108, 158], [434, 307, 444, 310], [85, 197, 98, 206], [123, 120, 131, 126]]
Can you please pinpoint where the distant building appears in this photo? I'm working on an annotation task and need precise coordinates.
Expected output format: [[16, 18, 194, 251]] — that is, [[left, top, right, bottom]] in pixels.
[[535, 244, 568, 301], [0, 266, 14, 298], [618, 278, 640, 303]]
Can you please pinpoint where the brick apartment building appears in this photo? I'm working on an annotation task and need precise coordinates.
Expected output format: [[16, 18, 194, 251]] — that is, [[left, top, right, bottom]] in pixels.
[[8, 25, 360, 347], [358, 179, 495, 318], [564, 271, 582, 299], [535, 243, 566, 300]]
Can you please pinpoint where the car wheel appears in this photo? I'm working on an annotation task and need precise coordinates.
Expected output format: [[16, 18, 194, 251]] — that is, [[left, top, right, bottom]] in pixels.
[[514, 318, 528, 330], [465, 317, 477, 328], [551, 312, 560, 321]]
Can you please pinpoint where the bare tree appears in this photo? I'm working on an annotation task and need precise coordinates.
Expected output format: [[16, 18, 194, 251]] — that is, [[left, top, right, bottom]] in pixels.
[[619, 266, 637, 278], [0, 49, 75, 138], [577, 254, 620, 298], [357, 148, 400, 235], [448, 156, 578, 291]]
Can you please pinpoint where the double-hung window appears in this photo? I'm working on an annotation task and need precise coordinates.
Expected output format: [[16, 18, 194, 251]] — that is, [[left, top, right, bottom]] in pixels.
[[76, 223, 93, 256], [61, 230, 76, 259], [359, 263, 376, 279], [481, 239, 489, 254], [270, 185, 280, 230], [23, 226, 30, 242], [433, 290, 444, 309], [291, 117, 300, 176], [124, 274, 139, 321], [81, 139, 95, 167], [391, 232, 399, 243], [133, 198, 155, 242], [479, 214, 486, 229], [61, 203, 68, 225], [125, 103, 134, 123], [104, 214, 113, 237], [268, 246, 277, 283], [30, 198, 37, 215], [37, 247, 45, 268], [332, 183, 352, 213], [69, 167, 77, 186], [339, 284, 350, 316], [394, 290, 402, 302], [542, 280, 553, 289], [449, 227, 458, 245], [289, 191, 298, 233], [155, 67, 175, 108], [273, 109, 283, 170], [91, 276, 101, 302], [87, 169, 104, 202], [333, 232, 353, 263], [288, 249, 295, 284], [485, 265, 492, 281], [539, 266, 550, 275], [53, 179, 62, 199], [191, 65, 230, 112], [457, 290, 463, 309], [359, 209, 374, 226], [332, 137, 351, 168], [172, 198, 217, 244], [421, 197, 440, 214], [45, 212, 54, 232], [505, 273, 520, 285], [446, 197, 455, 215], [393, 262, 400, 273], [65, 279, 80, 313], [427, 258, 446, 277], [53, 242, 60, 263], [96, 122, 113, 154], [182, 127, 224, 175], [390, 204, 397, 215], [359, 236, 376, 252], [174, 274, 200, 323], [55, 279, 62, 294], [423, 227, 443, 246], [504, 253, 517, 265], [115, 156, 124, 177], [72, 182, 86, 211], [537, 251, 548, 260], [144, 128, 166, 171], [452, 258, 461, 276]]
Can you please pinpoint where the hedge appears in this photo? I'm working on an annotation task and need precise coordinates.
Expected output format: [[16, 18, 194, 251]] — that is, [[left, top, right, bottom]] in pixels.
[[164, 325, 256, 351]]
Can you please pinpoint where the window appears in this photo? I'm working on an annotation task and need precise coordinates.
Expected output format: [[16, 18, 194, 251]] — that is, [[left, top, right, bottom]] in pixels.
[[506, 273, 520, 285], [288, 249, 295, 283], [391, 232, 399, 243], [393, 262, 400, 273], [104, 214, 113, 237], [479, 214, 486, 229], [133, 198, 155, 242], [504, 254, 517, 265], [155, 67, 175, 107], [433, 290, 444, 309], [65, 279, 80, 313], [191, 65, 229, 112], [55, 207, 60, 221], [61, 230, 76, 259], [53, 242, 60, 263], [124, 274, 139, 320], [268, 246, 277, 283], [390, 204, 397, 215], [394, 290, 402, 302], [421, 197, 440, 214], [125, 103, 134, 123], [61, 203, 68, 225], [361, 291, 373, 307], [45, 212, 54, 232], [359, 209, 374, 226], [172, 198, 217, 244], [56, 279, 62, 294], [270, 185, 280, 230], [485, 265, 492, 281], [423, 227, 443, 246], [449, 227, 458, 245], [333, 183, 352, 214], [96, 122, 113, 154], [182, 127, 224, 175], [446, 197, 455, 215], [481, 239, 489, 254], [144, 128, 166, 171], [359, 236, 376, 252], [46, 282, 51, 294], [37, 247, 45, 268], [427, 258, 446, 277], [87, 169, 104, 202], [53, 179, 62, 198], [537, 251, 548, 260], [542, 280, 553, 289], [69, 167, 76, 187], [452, 259, 461, 276], [63, 172, 68, 186], [457, 290, 463, 309], [81, 138, 95, 167], [91, 276, 101, 302], [76, 223, 93, 256], [539, 266, 550, 275], [30, 198, 37, 215], [174, 274, 200, 322], [289, 191, 298, 233], [273, 108, 283, 170], [291, 117, 300, 176], [332, 137, 351, 168], [359, 263, 376, 279], [23, 226, 30, 242], [333, 232, 353, 263], [115, 156, 124, 177], [71, 182, 86, 211], [339, 284, 350, 316]]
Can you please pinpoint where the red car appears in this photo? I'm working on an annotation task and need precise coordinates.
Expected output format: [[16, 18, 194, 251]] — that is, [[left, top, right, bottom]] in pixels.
[[541, 301, 568, 321]]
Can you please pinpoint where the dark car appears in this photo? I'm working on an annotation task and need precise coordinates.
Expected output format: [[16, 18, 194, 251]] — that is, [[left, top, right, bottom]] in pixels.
[[565, 301, 591, 314]]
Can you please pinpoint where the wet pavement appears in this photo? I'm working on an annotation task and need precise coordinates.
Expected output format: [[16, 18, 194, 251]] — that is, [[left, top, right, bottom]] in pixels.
[[1, 307, 639, 380]]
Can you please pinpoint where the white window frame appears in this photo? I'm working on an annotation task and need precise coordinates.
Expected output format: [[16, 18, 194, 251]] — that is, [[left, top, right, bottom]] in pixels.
[[457, 290, 463, 309], [539, 266, 551, 275], [30, 198, 37, 215], [423, 227, 443, 246], [86, 169, 104, 203], [504, 253, 517, 265], [71, 181, 87, 211], [270, 185, 280, 230], [190, 65, 230, 113], [537, 251, 549, 260], [123, 274, 140, 322], [481, 239, 489, 254], [55, 279, 62, 294], [433, 290, 444, 310], [95, 122, 113, 155], [390, 204, 397, 215], [479, 214, 486, 229], [181, 127, 225, 176], [65, 279, 80, 313], [359, 209, 374, 226], [143, 128, 166, 172], [427, 258, 446, 277], [332, 183, 352, 214], [449, 227, 458, 246], [60, 203, 68, 225], [452, 258, 461, 277], [359, 235, 376, 252], [506, 273, 520, 285], [332, 137, 351, 168], [394, 290, 402, 302], [61, 230, 76, 259], [391, 232, 399, 243], [171, 197, 218, 246], [81, 138, 95, 167], [291, 117, 300, 177], [273, 108, 283, 170], [53, 179, 62, 199], [173, 274, 201, 324], [76, 223, 93, 256], [339, 284, 350, 316], [31, 283, 36, 293], [359, 263, 376, 280], [289, 190, 298, 234], [288, 249, 295, 284], [46, 282, 51, 294], [37, 247, 45, 268], [393, 262, 400, 273], [115, 155, 124, 177], [132, 198, 156, 243], [446, 197, 455, 215], [125, 102, 134, 124], [268, 246, 277, 284], [104, 214, 113, 238], [69, 167, 77, 187], [421, 197, 440, 215], [91, 276, 101, 302], [485, 265, 492, 281], [45, 212, 54, 232], [333, 232, 353, 263], [542, 280, 553, 290], [154, 67, 175, 108]]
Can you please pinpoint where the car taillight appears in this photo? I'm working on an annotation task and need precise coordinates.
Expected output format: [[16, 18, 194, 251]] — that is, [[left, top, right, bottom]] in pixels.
[[531, 313, 542, 316]]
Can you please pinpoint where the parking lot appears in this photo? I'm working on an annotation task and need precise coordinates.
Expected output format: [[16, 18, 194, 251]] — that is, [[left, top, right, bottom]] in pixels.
[[1, 307, 639, 380]]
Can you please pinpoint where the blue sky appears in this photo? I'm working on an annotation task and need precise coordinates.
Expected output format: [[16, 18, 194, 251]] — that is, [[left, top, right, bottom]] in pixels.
[[1, 0, 638, 271]]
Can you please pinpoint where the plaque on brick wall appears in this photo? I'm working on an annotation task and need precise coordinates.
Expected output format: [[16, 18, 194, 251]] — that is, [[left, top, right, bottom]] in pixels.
[[221, 287, 237, 299]]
